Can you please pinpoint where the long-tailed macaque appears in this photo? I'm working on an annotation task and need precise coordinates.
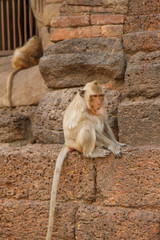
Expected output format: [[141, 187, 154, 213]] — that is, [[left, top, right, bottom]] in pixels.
[[46, 81, 126, 240], [7, 36, 43, 107]]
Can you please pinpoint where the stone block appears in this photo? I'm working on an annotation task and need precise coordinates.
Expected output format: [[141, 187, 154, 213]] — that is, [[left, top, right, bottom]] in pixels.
[[128, 0, 160, 15], [32, 89, 77, 144], [123, 31, 160, 54], [124, 14, 160, 34], [125, 51, 160, 98], [51, 15, 89, 28], [0, 110, 32, 144], [0, 199, 77, 240], [91, 14, 124, 25], [60, 5, 91, 16], [51, 26, 101, 42], [118, 100, 160, 146], [0, 144, 95, 201], [101, 24, 123, 38], [96, 146, 160, 208], [39, 38, 126, 88], [76, 205, 160, 240]]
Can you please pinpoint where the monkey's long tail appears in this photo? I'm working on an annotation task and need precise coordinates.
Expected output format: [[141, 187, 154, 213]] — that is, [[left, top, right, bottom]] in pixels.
[[7, 69, 21, 107], [46, 145, 70, 240]]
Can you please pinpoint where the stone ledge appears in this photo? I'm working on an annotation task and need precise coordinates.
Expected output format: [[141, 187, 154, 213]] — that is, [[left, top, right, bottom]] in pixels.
[[0, 144, 95, 202]]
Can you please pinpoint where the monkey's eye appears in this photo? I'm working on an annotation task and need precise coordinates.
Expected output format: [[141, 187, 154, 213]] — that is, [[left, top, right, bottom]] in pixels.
[[92, 95, 98, 98], [99, 94, 104, 97]]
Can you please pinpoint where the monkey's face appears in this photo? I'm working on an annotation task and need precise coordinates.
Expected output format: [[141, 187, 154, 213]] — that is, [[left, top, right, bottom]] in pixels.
[[90, 94, 104, 112]]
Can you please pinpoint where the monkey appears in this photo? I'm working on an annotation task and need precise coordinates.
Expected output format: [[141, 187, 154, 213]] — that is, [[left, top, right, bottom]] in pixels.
[[7, 36, 43, 107], [46, 80, 126, 240]]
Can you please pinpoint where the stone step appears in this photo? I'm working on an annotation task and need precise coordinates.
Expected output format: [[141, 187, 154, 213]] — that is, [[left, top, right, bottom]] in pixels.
[[0, 144, 160, 239]]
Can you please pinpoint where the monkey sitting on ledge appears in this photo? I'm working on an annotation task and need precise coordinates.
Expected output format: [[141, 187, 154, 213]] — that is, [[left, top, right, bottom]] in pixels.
[[7, 36, 43, 107], [46, 80, 126, 240]]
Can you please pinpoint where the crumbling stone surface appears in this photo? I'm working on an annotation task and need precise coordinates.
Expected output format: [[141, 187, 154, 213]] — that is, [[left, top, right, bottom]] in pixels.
[[0, 110, 32, 144], [123, 31, 160, 55], [125, 51, 160, 98], [32, 88, 77, 144], [124, 14, 160, 34], [39, 38, 126, 89], [0, 199, 77, 240], [0, 145, 160, 239], [118, 100, 160, 146], [0, 144, 95, 201], [96, 146, 160, 208], [75, 205, 160, 240], [128, 0, 160, 15]]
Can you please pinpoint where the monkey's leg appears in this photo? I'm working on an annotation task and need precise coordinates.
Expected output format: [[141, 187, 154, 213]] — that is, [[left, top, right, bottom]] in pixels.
[[76, 126, 109, 158], [96, 131, 121, 158]]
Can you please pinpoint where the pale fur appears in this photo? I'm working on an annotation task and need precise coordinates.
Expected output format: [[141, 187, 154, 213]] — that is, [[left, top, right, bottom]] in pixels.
[[46, 81, 126, 240], [7, 36, 42, 107]]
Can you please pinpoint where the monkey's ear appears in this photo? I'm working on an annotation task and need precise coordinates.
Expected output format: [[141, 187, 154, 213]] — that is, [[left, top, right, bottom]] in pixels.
[[93, 80, 98, 85], [78, 89, 85, 98]]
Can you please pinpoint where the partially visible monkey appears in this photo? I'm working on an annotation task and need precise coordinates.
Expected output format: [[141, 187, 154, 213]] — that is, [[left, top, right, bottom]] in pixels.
[[46, 80, 126, 240], [7, 36, 43, 107]]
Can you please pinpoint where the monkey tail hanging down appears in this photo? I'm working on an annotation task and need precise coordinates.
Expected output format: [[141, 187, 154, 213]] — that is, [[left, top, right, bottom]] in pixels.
[[6, 36, 43, 107]]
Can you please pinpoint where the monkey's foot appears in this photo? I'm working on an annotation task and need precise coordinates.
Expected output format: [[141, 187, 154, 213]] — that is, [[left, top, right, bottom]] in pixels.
[[90, 148, 110, 158], [108, 144, 121, 158]]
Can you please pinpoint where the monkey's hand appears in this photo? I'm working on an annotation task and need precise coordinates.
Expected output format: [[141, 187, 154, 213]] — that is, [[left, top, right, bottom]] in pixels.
[[108, 144, 121, 158]]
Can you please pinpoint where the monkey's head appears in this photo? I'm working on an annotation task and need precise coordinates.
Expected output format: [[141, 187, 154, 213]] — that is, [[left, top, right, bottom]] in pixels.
[[79, 81, 105, 114]]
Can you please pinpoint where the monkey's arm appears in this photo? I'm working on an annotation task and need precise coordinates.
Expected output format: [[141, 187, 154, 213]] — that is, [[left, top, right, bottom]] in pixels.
[[104, 120, 126, 147], [46, 144, 70, 240]]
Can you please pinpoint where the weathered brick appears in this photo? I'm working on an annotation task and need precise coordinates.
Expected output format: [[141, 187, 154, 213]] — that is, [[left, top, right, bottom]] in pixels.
[[125, 51, 160, 98], [101, 25, 123, 38], [0, 144, 95, 201], [51, 26, 101, 42], [76, 205, 160, 240], [118, 100, 160, 146], [96, 146, 160, 207], [123, 31, 160, 54], [60, 5, 91, 16], [124, 14, 160, 34], [51, 15, 89, 28], [66, 0, 102, 6], [91, 14, 124, 25]]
